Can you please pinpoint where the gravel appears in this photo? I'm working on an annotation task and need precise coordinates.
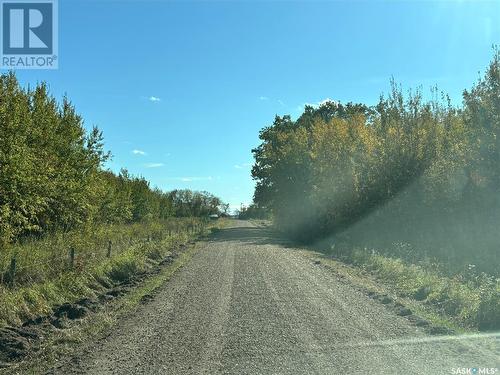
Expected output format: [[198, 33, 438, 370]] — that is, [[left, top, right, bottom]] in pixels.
[[53, 221, 500, 375]]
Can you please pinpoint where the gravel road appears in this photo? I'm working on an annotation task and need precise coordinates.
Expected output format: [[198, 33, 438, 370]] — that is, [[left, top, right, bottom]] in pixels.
[[57, 221, 499, 375]]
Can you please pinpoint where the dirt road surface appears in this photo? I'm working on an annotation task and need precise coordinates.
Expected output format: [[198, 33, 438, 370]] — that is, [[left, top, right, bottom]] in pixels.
[[55, 221, 499, 375]]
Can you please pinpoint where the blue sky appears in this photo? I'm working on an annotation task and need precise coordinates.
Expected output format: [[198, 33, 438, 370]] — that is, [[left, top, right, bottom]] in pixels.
[[11, 0, 500, 211]]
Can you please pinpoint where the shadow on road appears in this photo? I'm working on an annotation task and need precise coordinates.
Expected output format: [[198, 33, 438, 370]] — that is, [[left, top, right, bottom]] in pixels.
[[207, 222, 337, 257], [208, 225, 293, 247]]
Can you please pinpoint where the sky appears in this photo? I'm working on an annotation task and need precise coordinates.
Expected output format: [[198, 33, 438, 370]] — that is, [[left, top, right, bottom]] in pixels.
[[11, 0, 500, 212]]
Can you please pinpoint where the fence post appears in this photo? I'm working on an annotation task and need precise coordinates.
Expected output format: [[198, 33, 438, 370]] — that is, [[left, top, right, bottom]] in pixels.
[[107, 240, 112, 258], [9, 257, 16, 286], [69, 247, 75, 268]]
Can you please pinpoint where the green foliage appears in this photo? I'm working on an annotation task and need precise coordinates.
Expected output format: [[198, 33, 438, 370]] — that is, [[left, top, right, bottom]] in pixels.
[[0, 73, 226, 247], [105, 250, 143, 283], [340, 247, 500, 331], [169, 189, 223, 217], [0, 218, 211, 326], [238, 203, 269, 220], [252, 51, 500, 275], [0, 72, 227, 327], [0, 74, 108, 243]]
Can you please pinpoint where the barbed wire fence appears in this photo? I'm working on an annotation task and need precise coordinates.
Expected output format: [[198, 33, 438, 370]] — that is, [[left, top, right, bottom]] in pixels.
[[0, 218, 210, 288]]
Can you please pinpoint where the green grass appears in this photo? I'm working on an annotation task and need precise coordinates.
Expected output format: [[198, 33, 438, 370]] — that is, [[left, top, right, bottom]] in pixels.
[[328, 245, 500, 331], [0, 218, 210, 327], [0, 218, 231, 374], [5, 240, 203, 375]]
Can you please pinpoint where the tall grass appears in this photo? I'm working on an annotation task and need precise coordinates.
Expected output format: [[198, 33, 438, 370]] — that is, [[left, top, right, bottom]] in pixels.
[[330, 243, 500, 331], [0, 217, 210, 326]]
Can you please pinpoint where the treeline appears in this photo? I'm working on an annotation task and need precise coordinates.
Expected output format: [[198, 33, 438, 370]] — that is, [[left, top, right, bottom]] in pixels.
[[238, 204, 269, 220], [0, 72, 224, 246], [252, 51, 500, 274]]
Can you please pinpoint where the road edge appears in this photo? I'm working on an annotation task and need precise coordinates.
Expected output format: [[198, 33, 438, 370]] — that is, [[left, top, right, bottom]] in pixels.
[[1, 241, 201, 375]]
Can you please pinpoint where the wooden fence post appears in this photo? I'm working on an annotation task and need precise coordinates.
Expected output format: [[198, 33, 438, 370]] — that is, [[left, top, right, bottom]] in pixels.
[[107, 240, 112, 258]]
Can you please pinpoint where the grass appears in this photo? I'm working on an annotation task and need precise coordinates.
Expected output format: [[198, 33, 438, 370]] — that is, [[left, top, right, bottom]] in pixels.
[[322, 243, 500, 331], [4, 239, 204, 375], [1, 218, 230, 373], [0, 218, 212, 327]]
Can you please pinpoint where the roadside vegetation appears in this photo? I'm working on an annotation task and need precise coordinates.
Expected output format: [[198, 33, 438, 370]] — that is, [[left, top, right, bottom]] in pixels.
[[327, 244, 499, 331], [0, 219, 208, 327], [237, 204, 269, 220], [0, 73, 226, 327], [251, 50, 500, 330]]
